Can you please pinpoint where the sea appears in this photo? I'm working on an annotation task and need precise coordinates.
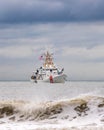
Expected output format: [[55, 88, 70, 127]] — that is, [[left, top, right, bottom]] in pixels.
[[0, 80, 104, 130]]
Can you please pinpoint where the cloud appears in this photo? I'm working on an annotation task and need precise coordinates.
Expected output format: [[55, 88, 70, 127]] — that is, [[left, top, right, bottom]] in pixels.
[[0, 22, 104, 80], [61, 45, 104, 62], [0, 0, 104, 24], [0, 45, 33, 58], [0, 42, 54, 59], [0, 22, 104, 60]]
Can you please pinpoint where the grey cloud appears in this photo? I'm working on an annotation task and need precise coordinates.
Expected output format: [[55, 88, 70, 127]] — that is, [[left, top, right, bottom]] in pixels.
[[0, 0, 104, 23]]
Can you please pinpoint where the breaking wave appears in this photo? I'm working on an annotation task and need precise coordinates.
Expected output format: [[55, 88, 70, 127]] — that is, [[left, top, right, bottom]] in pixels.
[[0, 95, 104, 125]]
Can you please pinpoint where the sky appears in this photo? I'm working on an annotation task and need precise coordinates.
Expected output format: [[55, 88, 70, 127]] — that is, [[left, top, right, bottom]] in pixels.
[[1, 0, 104, 80]]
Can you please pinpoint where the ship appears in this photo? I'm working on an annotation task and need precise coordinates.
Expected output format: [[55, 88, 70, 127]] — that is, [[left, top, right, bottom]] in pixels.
[[31, 51, 67, 83]]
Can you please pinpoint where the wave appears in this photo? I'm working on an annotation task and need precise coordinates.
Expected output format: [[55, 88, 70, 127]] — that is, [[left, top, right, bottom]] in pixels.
[[0, 95, 104, 126]]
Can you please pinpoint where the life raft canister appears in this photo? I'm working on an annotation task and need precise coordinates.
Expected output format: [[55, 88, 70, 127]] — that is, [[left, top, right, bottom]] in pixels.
[[49, 75, 53, 83]]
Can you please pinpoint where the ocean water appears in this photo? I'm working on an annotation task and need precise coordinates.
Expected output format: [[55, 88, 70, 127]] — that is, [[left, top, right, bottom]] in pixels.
[[0, 81, 104, 130]]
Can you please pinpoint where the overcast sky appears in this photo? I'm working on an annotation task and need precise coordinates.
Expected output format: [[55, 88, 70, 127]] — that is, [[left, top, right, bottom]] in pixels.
[[1, 0, 104, 80]]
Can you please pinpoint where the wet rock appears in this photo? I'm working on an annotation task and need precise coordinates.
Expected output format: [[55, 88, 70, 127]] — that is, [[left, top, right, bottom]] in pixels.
[[74, 103, 89, 116]]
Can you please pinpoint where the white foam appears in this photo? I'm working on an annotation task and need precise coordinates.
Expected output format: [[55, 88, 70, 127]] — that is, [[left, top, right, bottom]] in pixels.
[[0, 81, 104, 129]]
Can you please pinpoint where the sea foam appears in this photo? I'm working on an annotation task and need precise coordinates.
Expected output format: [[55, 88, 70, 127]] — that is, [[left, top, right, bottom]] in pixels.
[[0, 81, 104, 129], [0, 95, 104, 127]]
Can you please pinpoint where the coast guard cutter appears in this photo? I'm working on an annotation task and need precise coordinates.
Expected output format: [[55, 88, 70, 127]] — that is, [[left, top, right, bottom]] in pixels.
[[31, 51, 67, 83]]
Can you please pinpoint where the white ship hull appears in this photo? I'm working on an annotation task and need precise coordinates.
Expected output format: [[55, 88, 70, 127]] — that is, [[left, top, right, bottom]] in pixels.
[[43, 74, 67, 83], [31, 74, 67, 83]]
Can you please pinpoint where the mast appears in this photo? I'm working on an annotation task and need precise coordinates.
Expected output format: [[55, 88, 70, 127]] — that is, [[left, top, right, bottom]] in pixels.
[[43, 51, 55, 69]]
